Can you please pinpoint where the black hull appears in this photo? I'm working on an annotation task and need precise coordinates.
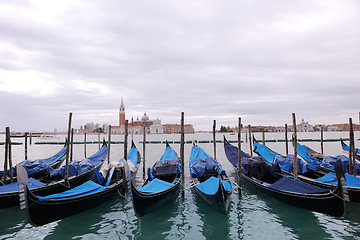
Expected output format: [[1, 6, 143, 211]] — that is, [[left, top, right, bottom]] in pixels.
[[294, 174, 360, 203], [194, 179, 231, 214], [25, 180, 125, 226], [0, 168, 96, 209], [130, 180, 181, 217], [242, 174, 346, 217]]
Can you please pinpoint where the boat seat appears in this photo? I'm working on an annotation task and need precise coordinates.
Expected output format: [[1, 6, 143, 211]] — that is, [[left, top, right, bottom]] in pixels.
[[105, 167, 115, 187]]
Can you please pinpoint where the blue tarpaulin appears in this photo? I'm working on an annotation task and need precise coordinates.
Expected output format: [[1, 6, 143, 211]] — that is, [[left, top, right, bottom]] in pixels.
[[196, 176, 231, 195], [0, 178, 46, 193], [295, 142, 320, 164], [253, 142, 278, 163], [37, 180, 105, 201], [0, 146, 67, 177], [267, 176, 329, 194], [50, 145, 108, 178], [160, 145, 179, 162], [254, 142, 318, 174], [190, 145, 226, 180], [138, 178, 174, 193], [316, 172, 360, 188], [119, 145, 139, 168]]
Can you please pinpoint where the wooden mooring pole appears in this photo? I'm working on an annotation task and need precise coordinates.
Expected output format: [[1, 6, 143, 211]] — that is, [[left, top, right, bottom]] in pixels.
[[143, 125, 146, 178], [285, 124, 288, 155], [98, 131, 101, 150], [262, 128, 265, 145], [8, 128, 13, 183], [64, 112, 72, 184], [124, 121, 128, 160], [108, 125, 112, 163], [25, 132, 28, 160], [349, 118, 356, 176], [70, 128, 74, 161], [84, 133, 87, 159], [320, 126, 324, 155], [213, 120, 216, 160], [3, 128, 9, 184], [248, 125, 252, 156], [292, 113, 298, 179], [180, 112, 185, 197], [237, 117, 242, 195]]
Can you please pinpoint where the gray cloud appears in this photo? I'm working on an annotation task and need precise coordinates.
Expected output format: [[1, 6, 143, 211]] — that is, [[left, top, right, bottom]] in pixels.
[[1, 0, 360, 132]]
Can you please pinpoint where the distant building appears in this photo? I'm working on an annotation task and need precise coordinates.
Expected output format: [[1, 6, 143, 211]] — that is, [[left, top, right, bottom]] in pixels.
[[111, 98, 166, 134], [163, 124, 194, 134], [297, 119, 314, 132]]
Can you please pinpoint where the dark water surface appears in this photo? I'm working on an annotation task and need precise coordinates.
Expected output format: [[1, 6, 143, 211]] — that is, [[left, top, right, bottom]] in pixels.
[[1, 132, 360, 239]]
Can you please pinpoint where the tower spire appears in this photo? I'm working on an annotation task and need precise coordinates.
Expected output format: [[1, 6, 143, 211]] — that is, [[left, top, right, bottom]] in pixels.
[[119, 97, 125, 126]]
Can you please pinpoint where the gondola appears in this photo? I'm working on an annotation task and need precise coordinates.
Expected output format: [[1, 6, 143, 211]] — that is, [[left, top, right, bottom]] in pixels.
[[223, 137, 347, 217], [128, 142, 181, 217], [0, 142, 67, 183], [252, 137, 360, 203], [19, 141, 140, 226], [294, 139, 359, 174], [341, 138, 360, 160], [189, 143, 231, 214], [0, 142, 108, 209]]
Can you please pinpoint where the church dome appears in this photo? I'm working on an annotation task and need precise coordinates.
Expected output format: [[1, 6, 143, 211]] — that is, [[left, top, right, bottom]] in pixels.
[[141, 113, 149, 121]]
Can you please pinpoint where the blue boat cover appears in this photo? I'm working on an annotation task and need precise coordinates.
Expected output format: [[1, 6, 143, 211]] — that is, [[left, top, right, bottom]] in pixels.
[[119, 146, 139, 168], [196, 176, 231, 195], [138, 178, 174, 193], [0, 178, 46, 193], [342, 144, 360, 154], [190, 145, 226, 180], [51, 145, 108, 178], [38, 180, 106, 201], [160, 145, 179, 161], [316, 172, 360, 188], [267, 177, 329, 194], [295, 142, 320, 164], [223, 140, 252, 168], [272, 154, 318, 174], [0, 146, 67, 177], [254, 142, 318, 174], [253, 142, 279, 163], [94, 168, 105, 185]]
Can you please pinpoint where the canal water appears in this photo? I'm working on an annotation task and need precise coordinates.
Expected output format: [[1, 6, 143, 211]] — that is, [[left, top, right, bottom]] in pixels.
[[1, 132, 360, 239]]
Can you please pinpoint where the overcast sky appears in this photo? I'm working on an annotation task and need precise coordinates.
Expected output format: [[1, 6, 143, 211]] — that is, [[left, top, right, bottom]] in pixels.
[[1, 0, 359, 132]]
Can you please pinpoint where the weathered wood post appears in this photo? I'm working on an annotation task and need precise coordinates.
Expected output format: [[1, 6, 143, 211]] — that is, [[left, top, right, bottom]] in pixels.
[[320, 125, 324, 155], [64, 112, 72, 183], [29, 132, 32, 145], [84, 133, 87, 159], [237, 117, 242, 195], [124, 121, 128, 160], [8, 128, 13, 183], [108, 125, 112, 163], [262, 128, 265, 145], [213, 120, 216, 160], [3, 128, 9, 184], [25, 132, 28, 160], [180, 112, 185, 197], [285, 124, 288, 155], [143, 125, 146, 178], [98, 131, 101, 150], [248, 125, 252, 156], [70, 128, 74, 161], [292, 113, 298, 179], [349, 118, 356, 175]]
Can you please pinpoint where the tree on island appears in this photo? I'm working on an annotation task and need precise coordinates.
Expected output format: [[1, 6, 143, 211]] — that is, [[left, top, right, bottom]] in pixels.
[[220, 125, 233, 132]]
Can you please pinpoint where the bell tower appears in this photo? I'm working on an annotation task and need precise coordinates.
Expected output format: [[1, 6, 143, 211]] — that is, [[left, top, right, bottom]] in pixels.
[[119, 97, 125, 126]]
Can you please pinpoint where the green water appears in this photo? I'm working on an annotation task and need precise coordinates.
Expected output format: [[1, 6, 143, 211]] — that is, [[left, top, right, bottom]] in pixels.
[[1, 132, 360, 239]]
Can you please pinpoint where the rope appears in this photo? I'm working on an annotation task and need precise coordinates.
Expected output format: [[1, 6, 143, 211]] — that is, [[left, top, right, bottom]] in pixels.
[[117, 189, 125, 198], [232, 180, 241, 189]]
